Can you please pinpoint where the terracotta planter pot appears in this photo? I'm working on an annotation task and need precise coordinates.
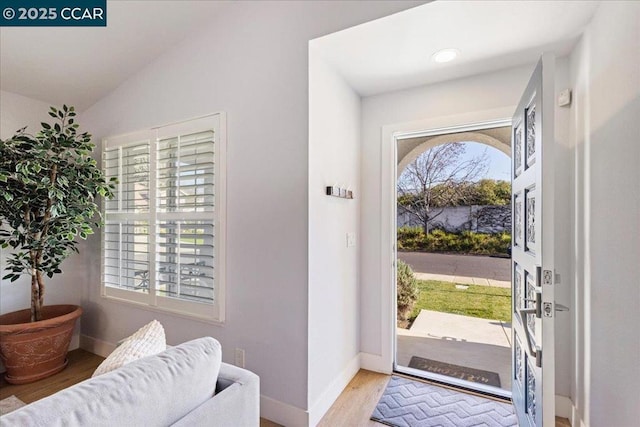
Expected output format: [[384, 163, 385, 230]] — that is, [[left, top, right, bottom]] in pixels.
[[0, 305, 82, 384]]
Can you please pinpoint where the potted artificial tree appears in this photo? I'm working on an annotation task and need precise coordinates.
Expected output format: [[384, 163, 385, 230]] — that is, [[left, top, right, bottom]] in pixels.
[[0, 105, 115, 384]]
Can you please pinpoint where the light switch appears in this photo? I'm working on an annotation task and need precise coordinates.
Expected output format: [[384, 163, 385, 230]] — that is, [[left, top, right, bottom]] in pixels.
[[558, 89, 572, 107]]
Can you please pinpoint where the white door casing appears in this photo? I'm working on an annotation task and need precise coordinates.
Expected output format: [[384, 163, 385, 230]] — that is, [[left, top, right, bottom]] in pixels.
[[511, 53, 555, 427], [378, 110, 514, 374]]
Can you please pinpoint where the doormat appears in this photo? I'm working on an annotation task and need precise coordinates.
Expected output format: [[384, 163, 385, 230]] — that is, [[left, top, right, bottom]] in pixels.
[[408, 356, 502, 388], [0, 395, 26, 416], [371, 376, 517, 427]]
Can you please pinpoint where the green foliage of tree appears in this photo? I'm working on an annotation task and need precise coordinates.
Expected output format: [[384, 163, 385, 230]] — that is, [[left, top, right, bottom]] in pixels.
[[0, 105, 116, 322], [466, 179, 511, 206], [399, 179, 511, 209]]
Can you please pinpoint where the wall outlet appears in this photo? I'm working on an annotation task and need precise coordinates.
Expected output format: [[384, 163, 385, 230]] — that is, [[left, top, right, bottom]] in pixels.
[[346, 232, 356, 248], [235, 348, 245, 368]]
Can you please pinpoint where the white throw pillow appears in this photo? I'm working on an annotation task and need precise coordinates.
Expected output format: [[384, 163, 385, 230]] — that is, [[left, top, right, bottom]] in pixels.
[[92, 320, 166, 377]]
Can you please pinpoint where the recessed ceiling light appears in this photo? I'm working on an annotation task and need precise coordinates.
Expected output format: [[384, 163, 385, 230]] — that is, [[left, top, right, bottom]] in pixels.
[[432, 48, 459, 63]]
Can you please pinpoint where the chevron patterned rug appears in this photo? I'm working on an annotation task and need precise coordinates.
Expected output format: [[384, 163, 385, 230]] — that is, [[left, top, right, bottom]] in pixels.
[[371, 376, 517, 427]]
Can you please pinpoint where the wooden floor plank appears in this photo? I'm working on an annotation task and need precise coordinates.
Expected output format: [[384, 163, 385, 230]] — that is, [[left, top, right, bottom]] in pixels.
[[0, 349, 104, 404], [318, 369, 389, 427]]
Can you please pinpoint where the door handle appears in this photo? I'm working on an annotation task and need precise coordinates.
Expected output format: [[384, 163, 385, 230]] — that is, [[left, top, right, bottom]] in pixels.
[[555, 303, 569, 312], [525, 289, 542, 318], [517, 306, 542, 368]]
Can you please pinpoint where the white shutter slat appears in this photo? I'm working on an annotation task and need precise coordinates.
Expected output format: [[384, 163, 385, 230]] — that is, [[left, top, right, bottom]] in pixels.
[[103, 219, 150, 293], [157, 129, 214, 214], [156, 220, 215, 302]]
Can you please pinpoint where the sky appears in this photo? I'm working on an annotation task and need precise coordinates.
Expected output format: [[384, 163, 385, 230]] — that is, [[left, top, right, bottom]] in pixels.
[[459, 141, 510, 182]]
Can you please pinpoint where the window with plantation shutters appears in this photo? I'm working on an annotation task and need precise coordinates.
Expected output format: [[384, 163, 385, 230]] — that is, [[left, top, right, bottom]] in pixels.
[[101, 114, 226, 322]]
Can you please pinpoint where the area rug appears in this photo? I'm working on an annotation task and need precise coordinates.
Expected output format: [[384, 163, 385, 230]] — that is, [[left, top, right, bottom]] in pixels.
[[408, 356, 502, 388], [0, 395, 26, 416], [371, 376, 517, 427]]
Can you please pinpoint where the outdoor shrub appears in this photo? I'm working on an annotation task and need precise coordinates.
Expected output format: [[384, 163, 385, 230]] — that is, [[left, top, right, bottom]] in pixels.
[[397, 229, 511, 256], [398, 226, 423, 239], [397, 226, 425, 251], [397, 260, 419, 321]]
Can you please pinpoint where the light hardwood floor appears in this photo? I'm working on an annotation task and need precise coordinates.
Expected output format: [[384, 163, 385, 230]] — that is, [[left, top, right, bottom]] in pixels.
[[0, 349, 104, 404], [1, 351, 570, 427], [318, 369, 390, 426]]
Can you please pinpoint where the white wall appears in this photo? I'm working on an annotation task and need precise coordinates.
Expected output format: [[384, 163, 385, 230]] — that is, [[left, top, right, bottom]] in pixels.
[[77, 1, 423, 424], [307, 49, 361, 424], [569, 3, 640, 427], [0, 91, 87, 349]]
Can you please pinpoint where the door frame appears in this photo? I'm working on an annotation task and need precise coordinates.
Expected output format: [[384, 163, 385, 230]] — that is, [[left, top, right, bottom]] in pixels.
[[379, 110, 514, 391], [391, 118, 513, 398]]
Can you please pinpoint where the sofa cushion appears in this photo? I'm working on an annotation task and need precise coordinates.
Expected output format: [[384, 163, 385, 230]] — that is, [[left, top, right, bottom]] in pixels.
[[1, 337, 222, 427], [171, 362, 260, 427], [93, 319, 166, 377]]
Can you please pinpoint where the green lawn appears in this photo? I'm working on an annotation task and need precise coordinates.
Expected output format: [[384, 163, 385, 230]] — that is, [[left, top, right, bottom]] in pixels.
[[410, 280, 512, 322]]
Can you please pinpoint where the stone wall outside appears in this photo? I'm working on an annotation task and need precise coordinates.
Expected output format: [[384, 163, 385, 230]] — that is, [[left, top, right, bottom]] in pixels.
[[398, 205, 511, 234]]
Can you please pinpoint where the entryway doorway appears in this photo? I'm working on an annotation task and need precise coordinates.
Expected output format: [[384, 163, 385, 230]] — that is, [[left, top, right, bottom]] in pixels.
[[393, 121, 513, 399]]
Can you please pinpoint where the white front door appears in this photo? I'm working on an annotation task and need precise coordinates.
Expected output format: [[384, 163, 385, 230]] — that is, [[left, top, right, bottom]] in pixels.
[[511, 53, 556, 427]]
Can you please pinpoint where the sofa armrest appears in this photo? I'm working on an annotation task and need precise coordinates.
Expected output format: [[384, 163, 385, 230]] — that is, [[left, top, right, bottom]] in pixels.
[[171, 363, 260, 427]]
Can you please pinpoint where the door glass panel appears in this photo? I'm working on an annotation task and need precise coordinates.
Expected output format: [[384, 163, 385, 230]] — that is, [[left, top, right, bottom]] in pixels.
[[526, 358, 537, 423], [514, 335, 524, 387], [525, 103, 536, 168], [525, 188, 536, 253], [525, 271, 536, 341], [514, 193, 523, 247], [514, 264, 523, 314], [514, 122, 524, 177]]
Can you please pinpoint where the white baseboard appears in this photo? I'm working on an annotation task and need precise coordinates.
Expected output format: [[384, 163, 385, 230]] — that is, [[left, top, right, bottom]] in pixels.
[[360, 352, 392, 374], [261, 395, 308, 427], [569, 401, 587, 427], [555, 395, 572, 419], [69, 333, 80, 351], [80, 334, 116, 358], [308, 354, 361, 426], [556, 394, 588, 427]]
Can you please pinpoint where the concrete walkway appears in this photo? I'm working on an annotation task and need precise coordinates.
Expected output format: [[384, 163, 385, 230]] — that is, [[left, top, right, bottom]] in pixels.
[[397, 310, 512, 391], [410, 310, 511, 347]]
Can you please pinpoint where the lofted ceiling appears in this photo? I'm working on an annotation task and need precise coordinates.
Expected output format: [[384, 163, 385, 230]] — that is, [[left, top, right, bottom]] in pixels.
[[1, 1, 600, 110], [313, 0, 600, 96], [0, 1, 225, 111]]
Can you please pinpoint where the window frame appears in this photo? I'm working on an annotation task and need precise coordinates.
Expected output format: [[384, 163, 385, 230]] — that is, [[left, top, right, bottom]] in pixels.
[[100, 113, 226, 323]]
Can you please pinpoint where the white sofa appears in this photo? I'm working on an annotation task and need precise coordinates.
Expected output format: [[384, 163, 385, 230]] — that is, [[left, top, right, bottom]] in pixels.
[[1, 337, 260, 426]]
